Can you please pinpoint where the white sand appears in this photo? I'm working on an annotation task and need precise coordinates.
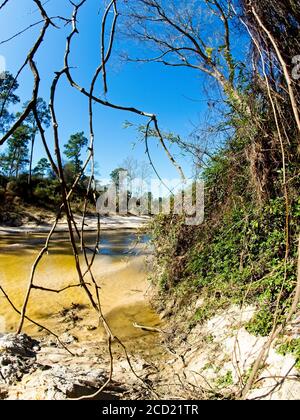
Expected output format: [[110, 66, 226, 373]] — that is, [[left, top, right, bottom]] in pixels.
[[0, 215, 151, 234]]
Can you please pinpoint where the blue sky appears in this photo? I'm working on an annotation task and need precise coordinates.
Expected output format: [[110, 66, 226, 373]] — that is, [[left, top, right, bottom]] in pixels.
[[0, 0, 247, 181]]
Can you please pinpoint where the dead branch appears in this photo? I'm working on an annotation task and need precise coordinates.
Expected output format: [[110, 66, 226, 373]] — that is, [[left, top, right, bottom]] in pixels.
[[31, 283, 93, 294], [0, 286, 74, 356], [0, 0, 55, 146], [0, 0, 9, 11], [132, 322, 164, 333], [250, 4, 300, 136]]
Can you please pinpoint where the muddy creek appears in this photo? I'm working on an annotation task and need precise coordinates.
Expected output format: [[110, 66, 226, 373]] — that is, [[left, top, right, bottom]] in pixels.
[[0, 230, 161, 352]]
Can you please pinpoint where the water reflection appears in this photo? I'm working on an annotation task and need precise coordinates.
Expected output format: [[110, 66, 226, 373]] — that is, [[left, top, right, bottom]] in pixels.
[[0, 230, 151, 257], [98, 232, 150, 256]]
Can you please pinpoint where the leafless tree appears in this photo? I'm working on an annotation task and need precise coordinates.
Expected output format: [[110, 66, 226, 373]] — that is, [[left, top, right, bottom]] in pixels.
[[121, 0, 251, 114]]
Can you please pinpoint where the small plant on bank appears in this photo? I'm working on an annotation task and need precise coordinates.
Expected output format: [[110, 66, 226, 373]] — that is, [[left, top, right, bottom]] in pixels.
[[277, 339, 300, 369]]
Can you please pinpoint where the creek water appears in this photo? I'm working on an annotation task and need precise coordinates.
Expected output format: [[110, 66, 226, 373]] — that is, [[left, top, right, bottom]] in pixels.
[[0, 230, 161, 351]]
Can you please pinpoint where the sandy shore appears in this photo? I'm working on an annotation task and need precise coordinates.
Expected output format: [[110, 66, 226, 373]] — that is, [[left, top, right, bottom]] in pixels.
[[0, 215, 151, 234]]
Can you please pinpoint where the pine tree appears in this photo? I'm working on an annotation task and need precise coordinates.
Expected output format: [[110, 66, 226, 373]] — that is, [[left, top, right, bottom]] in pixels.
[[0, 125, 30, 178], [64, 131, 88, 176]]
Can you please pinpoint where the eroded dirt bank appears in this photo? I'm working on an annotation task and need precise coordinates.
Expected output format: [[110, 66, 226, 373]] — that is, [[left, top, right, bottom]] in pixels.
[[1, 302, 300, 400]]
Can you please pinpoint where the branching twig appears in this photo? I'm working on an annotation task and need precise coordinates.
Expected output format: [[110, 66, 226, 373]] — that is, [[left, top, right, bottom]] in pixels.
[[0, 286, 74, 356]]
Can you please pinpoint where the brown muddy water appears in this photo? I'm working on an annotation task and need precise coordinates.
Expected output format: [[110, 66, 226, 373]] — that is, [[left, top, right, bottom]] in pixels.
[[0, 230, 162, 352]]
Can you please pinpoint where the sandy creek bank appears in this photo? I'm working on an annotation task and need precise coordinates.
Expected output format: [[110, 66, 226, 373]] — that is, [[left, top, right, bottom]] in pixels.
[[1, 220, 300, 400]]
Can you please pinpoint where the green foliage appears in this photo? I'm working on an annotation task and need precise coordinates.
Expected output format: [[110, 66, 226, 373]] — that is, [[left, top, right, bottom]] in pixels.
[[110, 167, 127, 188], [22, 97, 50, 129], [64, 131, 88, 175], [186, 197, 298, 331], [277, 339, 300, 369], [63, 161, 77, 186], [33, 179, 61, 206], [205, 47, 214, 60], [246, 308, 274, 337], [0, 93, 51, 185], [216, 371, 233, 388], [194, 306, 214, 324], [149, 214, 188, 291], [33, 158, 51, 178], [0, 125, 30, 177], [0, 71, 20, 134], [149, 172, 300, 333]]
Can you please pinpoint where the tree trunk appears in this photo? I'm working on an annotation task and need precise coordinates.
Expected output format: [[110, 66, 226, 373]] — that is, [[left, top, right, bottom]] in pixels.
[[28, 128, 36, 187]]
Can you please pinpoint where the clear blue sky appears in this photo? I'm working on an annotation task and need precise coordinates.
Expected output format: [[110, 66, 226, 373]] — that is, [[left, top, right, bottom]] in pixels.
[[0, 0, 247, 181]]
